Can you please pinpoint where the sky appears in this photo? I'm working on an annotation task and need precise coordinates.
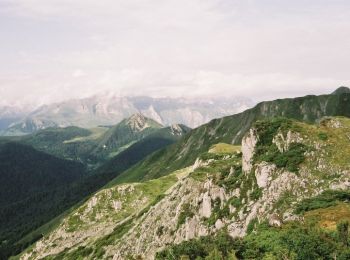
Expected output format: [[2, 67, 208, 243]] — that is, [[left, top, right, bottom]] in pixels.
[[0, 0, 350, 106]]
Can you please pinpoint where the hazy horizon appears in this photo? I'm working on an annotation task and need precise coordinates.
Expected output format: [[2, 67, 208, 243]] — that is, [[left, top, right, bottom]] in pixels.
[[1, 0, 350, 106]]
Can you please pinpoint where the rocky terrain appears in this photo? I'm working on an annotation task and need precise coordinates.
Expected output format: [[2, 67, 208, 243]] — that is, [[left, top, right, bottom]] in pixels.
[[19, 116, 350, 259]]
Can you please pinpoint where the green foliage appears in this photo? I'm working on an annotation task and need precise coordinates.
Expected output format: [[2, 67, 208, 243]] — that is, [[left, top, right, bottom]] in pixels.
[[295, 190, 350, 214], [159, 221, 350, 260], [337, 221, 349, 246], [246, 218, 258, 234], [318, 132, 328, 141], [253, 118, 307, 173], [254, 117, 295, 146], [216, 165, 243, 190], [206, 198, 230, 226], [0, 142, 87, 259], [156, 230, 236, 260], [190, 154, 242, 186], [22, 126, 97, 164], [228, 197, 242, 209], [42, 245, 94, 260], [250, 187, 262, 201], [177, 203, 194, 228], [261, 143, 307, 172]]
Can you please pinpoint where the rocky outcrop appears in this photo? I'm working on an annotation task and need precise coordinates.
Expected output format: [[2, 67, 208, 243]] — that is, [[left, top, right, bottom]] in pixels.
[[242, 128, 258, 173], [255, 162, 276, 188], [272, 130, 303, 152]]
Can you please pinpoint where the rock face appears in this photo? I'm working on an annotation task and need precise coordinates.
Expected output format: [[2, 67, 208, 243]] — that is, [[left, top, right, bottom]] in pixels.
[[242, 128, 258, 173], [255, 162, 276, 188], [200, 192, 212, 218], [272, 130, 303, 152], [125, 113, 151, 132]]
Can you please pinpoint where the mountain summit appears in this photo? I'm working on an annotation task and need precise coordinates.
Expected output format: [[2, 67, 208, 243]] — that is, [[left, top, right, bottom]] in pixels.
[[125, 113, 161, 132]]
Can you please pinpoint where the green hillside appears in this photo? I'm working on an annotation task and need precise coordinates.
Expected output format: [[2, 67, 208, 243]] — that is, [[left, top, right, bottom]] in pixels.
[[21, 126, 101, 164], [0, 142, 87, 259]]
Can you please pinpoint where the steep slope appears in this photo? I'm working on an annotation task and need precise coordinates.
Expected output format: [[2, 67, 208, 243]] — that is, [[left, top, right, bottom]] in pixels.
[[112, 89, 350, 184], [20, 116, 350, 259], [2, 95, 253, 135], [0, 142, 87, 259]]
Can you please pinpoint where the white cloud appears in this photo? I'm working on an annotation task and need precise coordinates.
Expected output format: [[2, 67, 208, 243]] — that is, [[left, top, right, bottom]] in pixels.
[[0, 0, 350, 105]]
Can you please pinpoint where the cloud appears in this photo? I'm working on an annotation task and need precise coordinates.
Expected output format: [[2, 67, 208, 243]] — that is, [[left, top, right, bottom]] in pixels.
[[0, 0, 350, 105]]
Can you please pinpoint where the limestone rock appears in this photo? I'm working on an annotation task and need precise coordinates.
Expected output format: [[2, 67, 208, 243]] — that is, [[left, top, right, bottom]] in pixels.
[[242, 128, 258, 173], [201, 192, 212, 218], [255, 162, 276, 188]]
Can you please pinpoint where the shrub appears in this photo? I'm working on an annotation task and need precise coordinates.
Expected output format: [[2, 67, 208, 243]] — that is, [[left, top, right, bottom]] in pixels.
[[318, 132, 328, 141], [295, 190, 350, 214], [253, 118, 307, 173], [177, 203, 194, 228]]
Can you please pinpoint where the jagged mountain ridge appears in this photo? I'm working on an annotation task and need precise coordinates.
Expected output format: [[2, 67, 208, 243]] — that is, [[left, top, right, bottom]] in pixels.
[[110, 88, 350, 184], [19, 116, 350, 259], [1, 95, 253, 135]]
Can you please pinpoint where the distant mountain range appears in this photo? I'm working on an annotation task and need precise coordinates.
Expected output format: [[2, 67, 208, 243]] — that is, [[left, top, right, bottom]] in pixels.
[[0, 94, 253, 135]]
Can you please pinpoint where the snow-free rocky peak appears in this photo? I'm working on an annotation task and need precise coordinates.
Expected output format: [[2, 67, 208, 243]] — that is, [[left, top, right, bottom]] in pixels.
[[126, 113, 149, 131], [170, 124, 188, 136]]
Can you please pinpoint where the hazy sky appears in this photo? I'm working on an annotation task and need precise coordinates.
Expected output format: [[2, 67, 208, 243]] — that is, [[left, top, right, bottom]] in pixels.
[[1, 0, 350, 106]]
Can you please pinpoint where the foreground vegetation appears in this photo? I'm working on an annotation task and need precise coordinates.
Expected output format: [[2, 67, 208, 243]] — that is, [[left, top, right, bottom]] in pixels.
[[157, 221, 350, 260]]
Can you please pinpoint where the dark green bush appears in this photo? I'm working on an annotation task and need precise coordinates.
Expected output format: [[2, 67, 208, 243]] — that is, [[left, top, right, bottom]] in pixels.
[[156, 230, 236, 259], [158, 221, 349, 260], [318, 132, 328, 141], [295, 190, 350, 214]]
